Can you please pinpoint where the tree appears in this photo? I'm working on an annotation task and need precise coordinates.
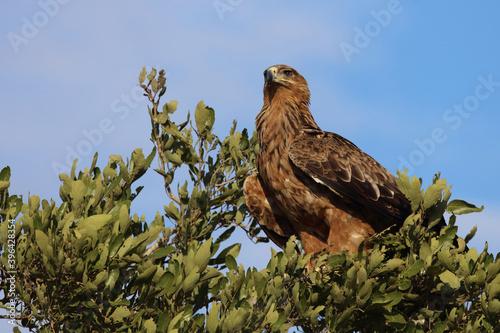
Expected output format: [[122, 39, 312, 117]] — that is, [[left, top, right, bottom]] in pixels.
[[1, 68, 499, 332]]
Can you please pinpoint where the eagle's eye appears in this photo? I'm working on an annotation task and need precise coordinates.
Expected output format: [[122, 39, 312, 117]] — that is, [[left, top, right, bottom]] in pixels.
[[283, 69, 293, 76]]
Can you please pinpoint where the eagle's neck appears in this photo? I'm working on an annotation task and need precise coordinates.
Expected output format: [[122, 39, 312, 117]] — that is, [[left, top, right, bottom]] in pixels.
[[257, 86, 318, 154], [255, 85, 319, 193]]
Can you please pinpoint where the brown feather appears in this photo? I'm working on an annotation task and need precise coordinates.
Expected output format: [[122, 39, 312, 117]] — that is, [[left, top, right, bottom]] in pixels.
[[243, 65, 412, 256]]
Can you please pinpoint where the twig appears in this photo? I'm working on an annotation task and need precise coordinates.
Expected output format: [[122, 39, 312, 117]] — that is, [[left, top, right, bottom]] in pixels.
[[141, 82, 181, 205], [145, 236, 166, 256]]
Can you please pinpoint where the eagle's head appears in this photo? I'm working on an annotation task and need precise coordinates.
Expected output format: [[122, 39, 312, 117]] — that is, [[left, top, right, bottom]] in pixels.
[[263, 65, 310, 106]]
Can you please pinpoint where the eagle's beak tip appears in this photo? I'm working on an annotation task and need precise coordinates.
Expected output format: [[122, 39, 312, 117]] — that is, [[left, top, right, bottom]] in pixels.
[[265, 67, 277, 83]]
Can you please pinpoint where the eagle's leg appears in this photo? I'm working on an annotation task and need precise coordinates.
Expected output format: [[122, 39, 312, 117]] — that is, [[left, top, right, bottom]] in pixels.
[[323, 208, 376, 254]]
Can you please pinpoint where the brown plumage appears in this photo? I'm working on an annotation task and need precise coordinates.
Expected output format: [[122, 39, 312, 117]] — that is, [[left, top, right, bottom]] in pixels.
[[243, 64, 412, 255]]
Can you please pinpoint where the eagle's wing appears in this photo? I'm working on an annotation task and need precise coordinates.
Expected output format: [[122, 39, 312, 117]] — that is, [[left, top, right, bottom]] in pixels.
[[288, 131, 411, 224], [243, 173, 296, 248]]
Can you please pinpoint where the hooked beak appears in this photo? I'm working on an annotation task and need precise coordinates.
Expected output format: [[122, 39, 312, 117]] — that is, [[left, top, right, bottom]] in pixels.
[[264, 67, 278, 83]]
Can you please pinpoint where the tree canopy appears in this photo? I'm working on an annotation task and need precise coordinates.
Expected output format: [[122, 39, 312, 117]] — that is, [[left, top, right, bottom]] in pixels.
[[1, 68, 499, 332]]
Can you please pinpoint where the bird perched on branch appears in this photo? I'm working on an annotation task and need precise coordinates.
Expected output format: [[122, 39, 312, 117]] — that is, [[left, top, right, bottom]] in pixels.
[[243, 64, 413, 255]]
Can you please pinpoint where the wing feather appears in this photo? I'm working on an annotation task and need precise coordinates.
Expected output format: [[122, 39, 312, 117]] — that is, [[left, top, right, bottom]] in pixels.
[[243, 174, 296, 248], [288, 131, 411, 223]]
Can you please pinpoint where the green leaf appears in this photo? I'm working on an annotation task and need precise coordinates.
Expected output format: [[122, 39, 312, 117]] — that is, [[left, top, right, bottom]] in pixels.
[[194, 238, 212, 272], [157, 312, 170, 332], [156, 113, 169, 125], [486, 260, 500, 282], [164, 151, 183, 166], [396, 171, 423, 212], [207, 302, 220, 333], [403, 259, 424, 278], [200, 268, 222, 283], [386, 292, 403, 307], [384, 258, 405, 272], [423, 178, 448, 210], [336, 307, 354, 326], [465, 226, 477, 244], [0, 166, 11, 181], [210, 243, 241, 266], [439, 226, 458, 248], [102, 172, 122, 198], [396, 278, 411, 291], [147, 68, 157, 81], [157, 273, 176, 298], [194, 100, 215, 134], [214, 226, 235, 246], [136, 266, 157, 285], [93, 271, 108, 286], [139, 66, 147, 83], [165, 201, 181, 220], [117, 237, 134, 257], [419, 241, 432, 261], [272, 311, 288, 331], [151, 78, 158, 94], [118, 204, 130, 232], [235, 166, 249, 179], [488, 275, 500, 300], [109, 234, 124, 258], [447, 199, 484, 215], [235, 209, 244, 224], [384, 312, 406, 324], [223, 307, 251, 332], [35, 230, 52, 258], [488, 299, 500, 315], [163, 100, 178, 114], [77, 214, 113, 241], [110, 306, 130, 322], [439, 270, 460, 289], [438, 249, 455, 271], [357, 266, 368, 283], [182, 271, 200, 293], [167, 312, 183, 332], [105, 269, 120, 290], [0, 180, 10, 191], [29, 195, 40, 211], [225, 254, 237, 271], [148, 246, 175, 259], [144, 319, 157, 333]]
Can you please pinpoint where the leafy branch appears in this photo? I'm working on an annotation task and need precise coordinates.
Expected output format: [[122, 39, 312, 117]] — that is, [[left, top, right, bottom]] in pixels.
[[138, 67, 263, 257], [0, 67, 497, 332]]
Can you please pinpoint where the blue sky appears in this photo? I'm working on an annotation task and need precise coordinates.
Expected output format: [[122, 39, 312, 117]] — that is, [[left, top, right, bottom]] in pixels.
[[1, 1, 500, 330]]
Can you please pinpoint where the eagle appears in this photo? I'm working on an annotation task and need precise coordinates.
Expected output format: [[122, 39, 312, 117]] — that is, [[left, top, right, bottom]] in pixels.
[[243, 64, 413, 256]]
